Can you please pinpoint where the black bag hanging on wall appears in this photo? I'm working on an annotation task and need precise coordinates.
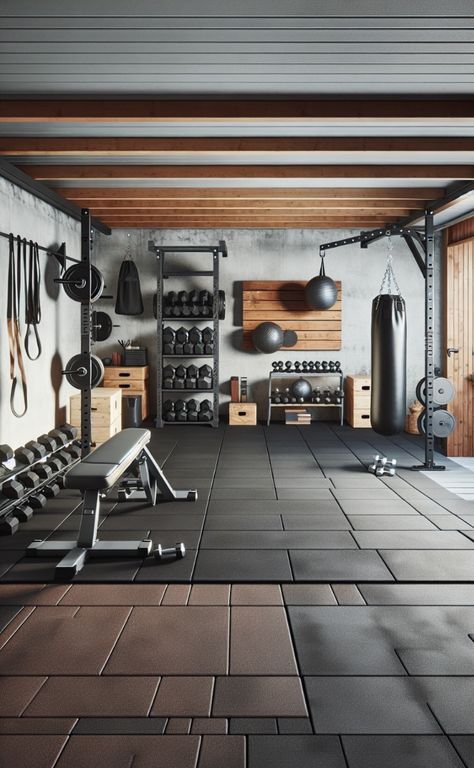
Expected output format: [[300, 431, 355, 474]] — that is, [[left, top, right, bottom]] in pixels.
[[370, 247, 407, 435], [115, 259, 144, 316]]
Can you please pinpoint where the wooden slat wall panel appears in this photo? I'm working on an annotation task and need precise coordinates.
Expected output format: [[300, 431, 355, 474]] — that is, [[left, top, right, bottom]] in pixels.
[[445, 237, 474, 456], [242, 279, 342, 351]]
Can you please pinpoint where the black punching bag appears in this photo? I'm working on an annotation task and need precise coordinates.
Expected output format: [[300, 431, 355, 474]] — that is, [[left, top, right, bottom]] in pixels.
[[115, 260, 144, 316], [371, 294, 407, 435]]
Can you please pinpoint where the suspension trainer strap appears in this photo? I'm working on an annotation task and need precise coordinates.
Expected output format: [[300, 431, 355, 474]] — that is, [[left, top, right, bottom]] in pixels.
[[24, 240, 42, 360], [7, 234, 28, 417]]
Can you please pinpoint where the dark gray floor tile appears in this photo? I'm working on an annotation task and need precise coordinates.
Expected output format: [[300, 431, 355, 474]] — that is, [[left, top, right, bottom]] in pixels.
[[282, 515, 350, 530], [353, 530, 474, 549], [338, 500, 417, 515], [290, 550, 394, 581], [73, 718, 167, 734], [379, 550, 474, 581], [135, 551, 196, 582], [422, 677, 474, 733], [248, 735, 346, 768], [201, 531, 356, 550], [342, 735, 465, 768], [230, 718, 278, 734], [278, 719, 313, 734], [331, 488, 400, 500], [149, 530, 201, 549], [305, 677, 441, 734], [100, 514, 204, 531], [194, 550, 292, 581], [451, 736, 474, 767], [213, 478, 275, 488], [425, 515, 473, 530], [277, 489, 334, 500], [359, 584, 474, 605], [282, 584, 336, 605], [1, 557, 58, 582], [274, 478, 333, 489], [211, 488, 277, 500], [347, 515, 436, 530], [207, 500, 342, 516], [205, 516, 283, 531]]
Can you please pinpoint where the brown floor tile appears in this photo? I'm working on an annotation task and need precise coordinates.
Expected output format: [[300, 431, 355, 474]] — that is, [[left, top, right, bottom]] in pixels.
[[0, 718, 76, 734], [230, 607, 298, 675], [198, 735, 246, 768], [0, 676, 46, 716], [25, 676, 159, 717], [282, 584, 337, 605], [59, 584, 166, 605], [0, 735, 68, 768], [213, 677, 307, 717], [165, 718, 192, 734], [151, 676, 214, 717], [0, 584, 70, 605], [161, 584, 191, 605], [188, 585, 230, 605], [0, 607, 35, 649], [0, 607, 131, 675], [191, 718, 228, 734], [55, 735, 200, 768], [105, 607, 228, 675], [231, 585, 283, 605], [332, 584, 366, 605]]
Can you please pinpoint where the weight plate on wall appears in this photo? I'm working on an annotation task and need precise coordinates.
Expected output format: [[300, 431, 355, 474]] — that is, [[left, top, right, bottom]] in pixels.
[[415, 377, 455, 407], [432, 409, 456, 438], [64, 353, 104, 390], [91, 311, 113, 342], [62, 264, 104, 303]]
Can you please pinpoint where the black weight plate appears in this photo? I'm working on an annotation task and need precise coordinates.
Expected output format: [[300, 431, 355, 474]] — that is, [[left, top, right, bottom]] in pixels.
[[433, 409, 456, 438], [91, 311, 113, 342], [433, 377, 455, 406], [62, 264, 104, 303], [65, 353, 104, 390], [417, 410, 426, 435], [415, 378, 426, 407]]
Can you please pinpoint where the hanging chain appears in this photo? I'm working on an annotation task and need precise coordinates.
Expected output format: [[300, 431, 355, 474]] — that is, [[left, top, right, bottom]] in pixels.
[[378, 234, 401, 296]]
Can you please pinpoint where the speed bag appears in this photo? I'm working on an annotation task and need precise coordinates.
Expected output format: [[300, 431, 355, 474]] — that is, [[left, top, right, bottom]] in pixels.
[[115, 260, 144, 316], [370, 294, 407, 436]]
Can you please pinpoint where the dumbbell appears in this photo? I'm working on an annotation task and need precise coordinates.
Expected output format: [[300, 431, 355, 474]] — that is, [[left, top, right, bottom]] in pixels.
[[14, 446, 35, 465], [189, 327, 202, 344], [48, 429, 69, 447], [294, 361, 301, 371], [198, 364, 213, 389], [163, 365, 175, 390], [163, 327, 176, 355], [43, 483, 61, 498], [65, 443, 81, 461], [38, 434, 58, 453], [312, 389, 321, 404], [199, 290, 211, 306], [60, 424, 78, 440], [187, 399, 199, 422], [18, 470, 40, 489], [0, 444, 13, 464], [308, 362, 314, 371], [167, 291, 178, 306], [202, 327, 213, 343], [154, 542, 186, 560], [175, 400, 188, 422], [174, 365, 187, 390], [271, 362, 279, 371], [29, 492, 48, 510], [178, 290, 189, 306], [47, 457, 63, 473], [334, 361, 341, 371], [1, 479, 24, 499], [163, 401, 176, 422], [284, 361, 292, 371], [16, 504, 33, 522], [321, 361, 328, 371], [25, 441, 47, 460], [323, 389, 332, 404], [176, 327, 189, 344], [35, 463, 54, 481], [184, 340, 195, 355], [188, 289, 199, 305], [199, 400, 213, 422], [314, 361, 321, 371], [302, 361, 308, 371], [186, 364, 198, 389], [55, 450, 73, 467]]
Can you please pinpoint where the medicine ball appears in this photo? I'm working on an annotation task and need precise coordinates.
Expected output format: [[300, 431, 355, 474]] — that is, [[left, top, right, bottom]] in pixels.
[[252, 322, 284, 354], [305, 257, 338, 311], [291, 377, 312, 400]]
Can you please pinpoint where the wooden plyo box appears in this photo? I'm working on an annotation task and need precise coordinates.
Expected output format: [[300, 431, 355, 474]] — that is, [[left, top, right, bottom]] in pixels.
[[345, 375, 371, 428], [229, 402, 257, 426], [69, 388, 122, 445]]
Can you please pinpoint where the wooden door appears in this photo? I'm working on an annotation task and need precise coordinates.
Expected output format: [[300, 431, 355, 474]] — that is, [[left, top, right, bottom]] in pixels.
[[445, 236, 474, 455]]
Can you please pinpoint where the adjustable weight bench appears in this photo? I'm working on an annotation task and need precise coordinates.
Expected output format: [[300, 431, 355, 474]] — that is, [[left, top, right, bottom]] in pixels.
[[27, 428, 197, 579]]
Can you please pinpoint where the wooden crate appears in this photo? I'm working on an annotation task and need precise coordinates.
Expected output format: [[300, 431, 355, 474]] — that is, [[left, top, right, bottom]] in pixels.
[[345, 375, 372, 428], [285, 408, 311, 425], [242, 280, 342, 351], [103, 365, 149, 385], [74, 416, 122, 445], [69, 388, 122, 427], [229, 402, 257, 426]]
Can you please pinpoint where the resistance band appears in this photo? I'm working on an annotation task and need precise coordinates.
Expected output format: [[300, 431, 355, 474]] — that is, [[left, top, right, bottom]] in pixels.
[[7, 234, 28, 417]]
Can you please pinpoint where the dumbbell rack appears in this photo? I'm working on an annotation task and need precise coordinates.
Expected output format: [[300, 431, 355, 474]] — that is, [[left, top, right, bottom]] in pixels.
[[267, 371, 344, 426], [0, 440, 81, 534], [149, 240, 227, 428]]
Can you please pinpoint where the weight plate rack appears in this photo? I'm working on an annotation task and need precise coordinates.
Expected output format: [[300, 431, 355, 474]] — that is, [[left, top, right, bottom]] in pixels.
[[148, 240, 227, 428]]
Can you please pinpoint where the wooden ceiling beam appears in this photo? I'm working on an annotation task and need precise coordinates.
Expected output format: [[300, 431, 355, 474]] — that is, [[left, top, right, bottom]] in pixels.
[[1, 99, 474, 122], [2, 136, 474, 154], [102, 222, 399, 229], [87, 204, 416, 215], [59, 186, 441, 200], [99, 217, 397, 226], [20, 164, 473, 180]]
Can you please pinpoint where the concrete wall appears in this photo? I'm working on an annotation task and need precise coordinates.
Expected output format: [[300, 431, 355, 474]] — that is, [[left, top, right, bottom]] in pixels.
[[94, 227, 442, 419], [0, 177, 80, 448]]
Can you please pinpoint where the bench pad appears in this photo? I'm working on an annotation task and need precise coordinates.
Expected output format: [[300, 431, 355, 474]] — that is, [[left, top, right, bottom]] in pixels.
[[65, 428, 151, 491]]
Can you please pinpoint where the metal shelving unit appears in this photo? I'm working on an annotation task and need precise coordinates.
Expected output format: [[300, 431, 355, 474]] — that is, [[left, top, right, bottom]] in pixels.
[[267, 370, 344, 426], [148, 240, 227, 428]]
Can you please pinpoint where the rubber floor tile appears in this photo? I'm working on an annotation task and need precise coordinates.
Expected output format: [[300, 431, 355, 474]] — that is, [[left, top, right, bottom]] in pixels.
[[197, 735, 245, 767], [191, 718, 228, 734], [194, 550, 292, 581], [211, 488, 277, 500], [55, 735, 200, 768], [230, 607, 297, 675], [188, 584, 230, 605], [274, 478, 334, 488], [213, 677, 307, 717], [347, 514, 436, 530], [353, 530, 474, 549], [305, 676, 441, 733], [331, 584, 366, 604], [0, 550, 22, 577], [71, 558, 142, 582], [165, 718, 192, 734], [360, 584, 474, 605], [134, 550, 196, 582], [204, 515, 283, 530], [425, 515, 473, 529], [100, 514, 204, 530], [231, 585, 282, 605], [281, 515, 350, 530], [213, 478, 275, 488], [276, 489, 334, 500], [0, 607, 131, 675], [282, 584, 336, 605], [72, 718, 167, 735], [420, 677, 474, 733], [161, 584, 190, 605], [0, 605, 23, 633], [151, 676, 214, 717], [0, 735, 68, 768], [451, 736, 474, 767], [0, 676, 46, 716], [337, 499, 417, 515], [0, 584, 69, 605], [207, 500, 341, 515], [24, 676, 159, 717], [59, 584, 166, 605], [379, 550, 474, 581], [105, 607, 228, 675], [200, 530, 356, 549], [0, 718, 76, 735], [341, 735, 465, 768], [230, 718, 278, 734], [248, 735, 346, 768], [0, 558, 67, 582], [290, 549, 394, 581], [277, 718, 313, 734], [148, 529, 201, 549]]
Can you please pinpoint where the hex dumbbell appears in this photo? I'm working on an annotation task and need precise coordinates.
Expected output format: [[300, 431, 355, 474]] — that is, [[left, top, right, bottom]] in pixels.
[[38, 434, 58, 453], [2, 479, 25, 499], [163, 401, 176, 422], [25, 441, 47, 460], [187, 399, 199, 422], [175, 400, 188, 422], [0, 444, 13, 464], [48, 429, 69, 447], [198, 364, 213, 389], [19, 471, 41, 489], [14, 446, 35, 465], [163, 364, 175, 390]]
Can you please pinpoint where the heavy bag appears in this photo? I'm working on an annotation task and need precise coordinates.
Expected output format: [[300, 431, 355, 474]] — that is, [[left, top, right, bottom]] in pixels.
[[371, 294, 407, 435], [115, 260, 144, 316]]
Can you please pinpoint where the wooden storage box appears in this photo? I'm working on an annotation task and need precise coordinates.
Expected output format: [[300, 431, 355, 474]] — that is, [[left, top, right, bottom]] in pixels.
[[69, 388, 122, 445], [229, 402, 257, 426], [345, 375, 372, 428]]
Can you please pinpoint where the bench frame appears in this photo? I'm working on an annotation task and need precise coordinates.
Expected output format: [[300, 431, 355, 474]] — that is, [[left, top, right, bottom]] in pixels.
[[27, 444, 197, 579]]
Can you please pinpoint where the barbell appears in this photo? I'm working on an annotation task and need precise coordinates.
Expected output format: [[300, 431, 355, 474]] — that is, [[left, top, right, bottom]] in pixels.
[[62, 353, 104, 390]]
